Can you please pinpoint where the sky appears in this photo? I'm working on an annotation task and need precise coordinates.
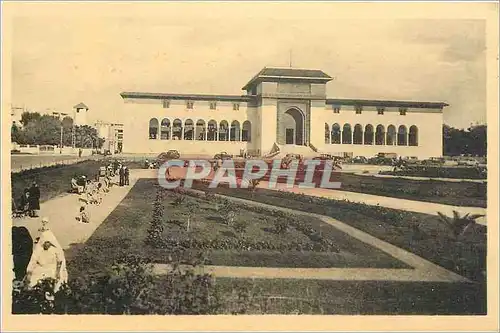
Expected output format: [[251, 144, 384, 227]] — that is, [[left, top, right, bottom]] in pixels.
[[11, 3, 488, 129]]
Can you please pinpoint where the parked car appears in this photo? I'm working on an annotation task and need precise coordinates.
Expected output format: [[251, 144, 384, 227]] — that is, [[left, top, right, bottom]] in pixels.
[[214, 151, 232, 160], [377, 152, 398, 159], [368, 156, 394, 165], [458, 158, 479, 167], [166, 150, 180, 159], [422, 157, 445, 166], [285, 153, 303, 160], [313, 154, 338, 160], [351, 156, 368, 164], [156, 150, 181, 165], [402, 156, 420, 165]]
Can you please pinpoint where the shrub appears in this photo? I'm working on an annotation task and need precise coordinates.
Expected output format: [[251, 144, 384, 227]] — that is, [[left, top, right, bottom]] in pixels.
[[12, 255, 221, 315], [273, 219, 289, 234], [173, 193, 186, 206], [437, 210, 485, 238], [218, 200, 236, 226], [233, 220, 248, 233], [145, 188, 165, 246]]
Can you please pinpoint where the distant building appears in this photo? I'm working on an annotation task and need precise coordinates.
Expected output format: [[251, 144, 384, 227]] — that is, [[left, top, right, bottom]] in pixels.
[[10, 106, 25, 126], [73, 102, 89, 126], [95, 121, 124, 154]]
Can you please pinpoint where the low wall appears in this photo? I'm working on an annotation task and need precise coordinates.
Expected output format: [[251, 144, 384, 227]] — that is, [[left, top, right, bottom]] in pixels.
[[124, 140, 251, 157], [12, 144, 93, 156]]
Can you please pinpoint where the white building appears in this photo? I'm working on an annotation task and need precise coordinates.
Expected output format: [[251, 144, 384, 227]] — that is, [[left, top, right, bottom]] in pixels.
[[73, 102, 89, 126], [120, 67, 448, 159], [95, 121, 124, 154]]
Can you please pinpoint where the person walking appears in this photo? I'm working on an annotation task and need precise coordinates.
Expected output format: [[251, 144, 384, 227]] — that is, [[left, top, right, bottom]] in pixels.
[[28, 181, 40, 218], [119, 165, 125, 186], [124, 166, 130, 185]]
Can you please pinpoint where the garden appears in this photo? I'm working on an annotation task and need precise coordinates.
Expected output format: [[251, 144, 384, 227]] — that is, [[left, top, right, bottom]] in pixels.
[[66, 178, 409, 276], [380, 165, 487, 180], [11, 160, 103, 203], [337, 173, 486, 208], [190, 180, 487, 284]]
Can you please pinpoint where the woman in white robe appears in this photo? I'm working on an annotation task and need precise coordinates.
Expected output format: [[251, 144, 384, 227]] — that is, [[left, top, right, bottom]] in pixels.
[[25, 218, 68, 293]]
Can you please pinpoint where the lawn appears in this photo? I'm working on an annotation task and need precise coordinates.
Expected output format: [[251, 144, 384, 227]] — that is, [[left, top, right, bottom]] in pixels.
[[380, 165, 487, 180], [337, 173, 486, 208], [11, 160, 104, 204], [205, 277, 486, 314], [190, 181, 487, 283], [60, 177, 486, 315], [66, 178, 410, 277]]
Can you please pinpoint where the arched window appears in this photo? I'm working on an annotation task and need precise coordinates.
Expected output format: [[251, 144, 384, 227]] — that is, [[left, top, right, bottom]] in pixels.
[[331, 123, 341, 144], [195, 120, 206, 140], [364, 124, 374, 145], [386, 125, 396, 145], [207, 120, 217, 141], [375, 125, 385, 145], [409, 125, 418, 146], [230, 120, 241, 141], [397, 125, 407, 146], [172, 119, 182, 140], [149, 118, 159, 139], [219, 120, 229, 141], [160, 118, 170, 140], [325, 123, 330, 144], [242, 121, 252, 142], [184, 119, 194, 140], [342, 124, 352, 144], [353, 124, 363, 144]]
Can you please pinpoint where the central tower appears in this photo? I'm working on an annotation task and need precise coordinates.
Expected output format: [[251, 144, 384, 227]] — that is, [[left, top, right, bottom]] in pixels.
[[241, 67, 332, 154]]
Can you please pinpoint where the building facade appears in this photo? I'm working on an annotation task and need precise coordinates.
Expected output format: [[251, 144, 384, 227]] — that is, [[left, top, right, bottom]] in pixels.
[[95, 121, 124, 154], [121, 67, 447, 159]]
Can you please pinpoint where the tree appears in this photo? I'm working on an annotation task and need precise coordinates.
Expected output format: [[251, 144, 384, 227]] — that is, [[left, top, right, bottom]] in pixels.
[[20, 112, 41, 127], [74, 125, 103, 149], [443, 124, 487, 157], [11, 123, 23, 144]]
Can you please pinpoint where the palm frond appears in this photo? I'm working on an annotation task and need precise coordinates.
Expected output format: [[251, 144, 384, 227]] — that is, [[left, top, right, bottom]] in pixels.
[[468, 214, 485, 220], [452, 210, 461, 220], [437, 212, 452, 226]]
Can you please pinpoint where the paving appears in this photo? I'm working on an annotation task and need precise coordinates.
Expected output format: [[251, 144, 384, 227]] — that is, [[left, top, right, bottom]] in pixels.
[[354, 172, 487, 184], [12, 174, 138, 249]]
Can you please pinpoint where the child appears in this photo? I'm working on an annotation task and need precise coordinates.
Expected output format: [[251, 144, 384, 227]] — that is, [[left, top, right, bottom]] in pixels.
[[75, 205, 90, 223]]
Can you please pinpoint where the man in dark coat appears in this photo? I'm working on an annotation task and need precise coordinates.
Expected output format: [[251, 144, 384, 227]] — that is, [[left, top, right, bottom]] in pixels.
[[124, 166, 130, 185], [28, 181, 40, 217], [119, 166, 125, 186]]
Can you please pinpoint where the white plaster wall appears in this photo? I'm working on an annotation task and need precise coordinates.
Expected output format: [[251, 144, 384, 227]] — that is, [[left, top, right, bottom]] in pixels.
[[309, 101, 326, 150], [258, 98, 278, 154], [319, 105, 443, 159], [122, 98, 259, 155]]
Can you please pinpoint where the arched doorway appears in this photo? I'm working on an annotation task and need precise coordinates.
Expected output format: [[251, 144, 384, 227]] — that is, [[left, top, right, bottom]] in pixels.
[[282, 108, 304, 145]]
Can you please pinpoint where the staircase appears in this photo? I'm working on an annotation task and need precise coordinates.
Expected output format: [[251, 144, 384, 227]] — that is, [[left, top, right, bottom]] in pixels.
[[276, 144, 318, 158]]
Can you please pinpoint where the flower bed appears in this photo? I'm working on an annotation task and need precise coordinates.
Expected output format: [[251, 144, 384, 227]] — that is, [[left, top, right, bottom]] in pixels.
[[190, 181, 487, 283], [381, 165, 487, 180], [67, 179, 409, 274]]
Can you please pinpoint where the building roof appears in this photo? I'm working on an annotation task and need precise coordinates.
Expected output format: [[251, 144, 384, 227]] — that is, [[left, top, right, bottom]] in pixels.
[[120, 92, 253, 102], [242, 67, 333, 90], [326, 98, 449, 109], [73, 102, 88, 109]]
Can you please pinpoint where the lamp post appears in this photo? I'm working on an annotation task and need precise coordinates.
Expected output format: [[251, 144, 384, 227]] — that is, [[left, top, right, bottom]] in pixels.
[[60, 125, 63, 154]]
